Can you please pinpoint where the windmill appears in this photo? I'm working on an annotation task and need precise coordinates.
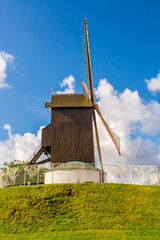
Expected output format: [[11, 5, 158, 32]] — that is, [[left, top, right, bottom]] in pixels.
[[27, 19, 121, 183], [81, 18, 121, 174]]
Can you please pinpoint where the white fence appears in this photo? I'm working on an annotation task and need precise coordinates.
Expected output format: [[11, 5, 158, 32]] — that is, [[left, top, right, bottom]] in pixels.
[[0, 163, 160, 188], [103, 164, 160, 185]]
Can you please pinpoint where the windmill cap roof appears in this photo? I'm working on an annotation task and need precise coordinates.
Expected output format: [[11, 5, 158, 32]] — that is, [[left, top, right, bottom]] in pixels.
[[45, 93, 92, 108], [48, 161, 100, 171]]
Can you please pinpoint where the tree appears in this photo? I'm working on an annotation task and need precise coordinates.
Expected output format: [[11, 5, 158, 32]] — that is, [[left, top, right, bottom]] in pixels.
[[1, 160, 26, 171]]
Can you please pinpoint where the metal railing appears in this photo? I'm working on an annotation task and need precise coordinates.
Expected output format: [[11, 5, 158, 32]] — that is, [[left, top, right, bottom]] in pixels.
[[0, 162, 160, 188]]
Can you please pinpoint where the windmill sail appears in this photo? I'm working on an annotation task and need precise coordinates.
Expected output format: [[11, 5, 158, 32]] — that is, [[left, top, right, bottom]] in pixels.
[[83, 19, 103, 174], [81, 79, 121, 155], [94, 104, 121, 155], [82, 18, 121, 177]]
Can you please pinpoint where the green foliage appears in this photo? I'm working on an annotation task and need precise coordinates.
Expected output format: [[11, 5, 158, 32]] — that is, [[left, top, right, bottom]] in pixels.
[[0, 183, 160, 238], [0, 162, 48, 186], [0, 160, 26, 186], [1, 160, 26, 171]]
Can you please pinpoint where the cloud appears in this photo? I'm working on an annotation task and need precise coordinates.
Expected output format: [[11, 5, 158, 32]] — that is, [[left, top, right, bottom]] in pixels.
[[0, 51, 14, 89], [1, 75, 160, 170], [4, 124, 12, 136], [0, 125, 43, 168], [94, 79, 160, 166], [56, 75, 75, 94], [145, 71, 160, 93]]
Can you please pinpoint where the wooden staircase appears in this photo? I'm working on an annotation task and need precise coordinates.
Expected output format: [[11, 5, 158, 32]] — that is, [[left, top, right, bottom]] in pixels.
[[28, 145, 51, 165]]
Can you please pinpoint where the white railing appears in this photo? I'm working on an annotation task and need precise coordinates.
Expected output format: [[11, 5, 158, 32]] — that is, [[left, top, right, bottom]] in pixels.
[[0, 162, 160, 188]]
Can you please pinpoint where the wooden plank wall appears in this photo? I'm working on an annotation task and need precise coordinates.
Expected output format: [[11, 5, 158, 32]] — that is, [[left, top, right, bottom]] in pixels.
[[51, 108, 94, 164], [42, 124, 51, 147]]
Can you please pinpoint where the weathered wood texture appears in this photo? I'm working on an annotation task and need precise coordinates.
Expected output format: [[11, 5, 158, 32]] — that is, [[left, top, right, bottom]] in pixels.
[[42, 124, 51, 147], [51, 107, 94, 164]]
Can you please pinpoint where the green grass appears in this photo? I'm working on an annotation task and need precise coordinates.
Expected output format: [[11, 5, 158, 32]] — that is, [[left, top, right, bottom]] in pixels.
[[0, 230, 160, 240], [0, 183, 160, 239], [1, 230, 160, 240]]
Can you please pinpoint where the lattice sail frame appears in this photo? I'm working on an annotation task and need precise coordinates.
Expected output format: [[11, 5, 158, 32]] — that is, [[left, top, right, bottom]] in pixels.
[[83, 19, 94, 99]]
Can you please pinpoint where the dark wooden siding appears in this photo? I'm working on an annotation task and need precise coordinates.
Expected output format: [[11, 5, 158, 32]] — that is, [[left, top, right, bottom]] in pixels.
[[51, 108, 94, 164], [42, 124, 52, 147]]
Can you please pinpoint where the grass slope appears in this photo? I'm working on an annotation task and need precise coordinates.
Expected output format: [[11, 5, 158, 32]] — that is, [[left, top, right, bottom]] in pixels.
[[0, 183, 160, 239]]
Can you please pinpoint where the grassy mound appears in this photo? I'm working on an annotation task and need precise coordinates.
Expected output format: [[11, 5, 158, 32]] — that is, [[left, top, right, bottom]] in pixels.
[[0, 183, 160, 235]]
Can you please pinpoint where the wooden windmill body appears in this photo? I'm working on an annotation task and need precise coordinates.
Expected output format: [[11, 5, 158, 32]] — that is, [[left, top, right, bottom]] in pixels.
[[28, 19, 121, 181], [42, 94, 94, 164]]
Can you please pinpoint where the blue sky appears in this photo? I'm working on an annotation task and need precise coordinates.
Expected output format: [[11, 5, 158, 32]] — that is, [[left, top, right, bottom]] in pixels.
[[0, 0, 160, 166]]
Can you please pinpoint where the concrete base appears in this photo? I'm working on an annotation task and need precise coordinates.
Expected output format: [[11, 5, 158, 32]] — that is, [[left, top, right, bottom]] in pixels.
[[44, 161, 106, 184]]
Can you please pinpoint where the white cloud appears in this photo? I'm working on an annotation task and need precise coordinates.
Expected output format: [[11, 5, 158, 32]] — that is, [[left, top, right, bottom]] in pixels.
[[94, 79, 160, 166], [145, 72, 160, 93], [0, 51, 14, 89], [0, 125, 43, 168], [56, 75, 75, 94], [1, 76, 160, 169]]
